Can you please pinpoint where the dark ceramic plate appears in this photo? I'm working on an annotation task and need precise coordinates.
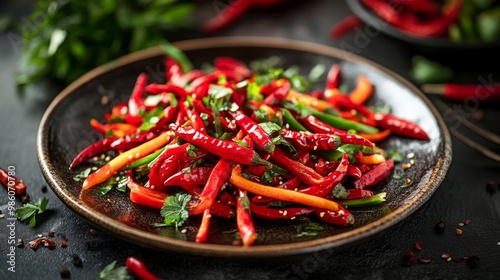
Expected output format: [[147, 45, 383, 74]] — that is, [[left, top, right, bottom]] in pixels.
[[37, 37, 451, 258], [347, 0, 500, 53]]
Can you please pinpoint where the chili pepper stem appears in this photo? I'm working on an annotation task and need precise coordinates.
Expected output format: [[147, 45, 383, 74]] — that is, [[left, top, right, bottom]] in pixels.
[[340, 192, 387, 208]]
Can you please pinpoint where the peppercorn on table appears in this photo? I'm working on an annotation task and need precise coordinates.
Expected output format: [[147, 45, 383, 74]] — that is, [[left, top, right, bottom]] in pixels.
[[1, 0, 499, 279]]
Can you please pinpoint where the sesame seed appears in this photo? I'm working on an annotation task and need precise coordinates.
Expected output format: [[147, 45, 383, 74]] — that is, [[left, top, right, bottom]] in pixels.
[[91, 167, 98, 171], [458, 222, 464, 227], [441, 253, 450, 259], [313, 146, 318, 150], [290, 217, 296, 220], [105, 156, 111, 161], [257, 196, 262, 200], [92, 156, 98, 161], [407, 153, 415, 159], [319, 212, 325, 217], [278, 210, 283, 214], [283, 210, 287, 216], [338, 210, 345, 215], [410, 159, 415, 165], [181, 229, 187, 234]]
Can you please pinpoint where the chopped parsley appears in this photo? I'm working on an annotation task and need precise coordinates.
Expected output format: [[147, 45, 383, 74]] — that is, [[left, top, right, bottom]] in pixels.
[[331, 183, 349, 199], [73, 167, 91, 182], [15, 197, 49, 227], [385, 148, 404, 162], [296, 222, 325, 237], [98, 261, 130, 280], [160, 193, 191, 229]]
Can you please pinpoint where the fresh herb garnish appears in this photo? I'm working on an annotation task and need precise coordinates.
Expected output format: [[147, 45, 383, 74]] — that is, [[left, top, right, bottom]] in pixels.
[[261, 165, 288, 184], [181, 167, 191, 174], [259, 122, 297, 155], [160, 193, 191, 229], [308, 64, 326, 83], [385, 148, 404, 162], [186, 144, 198, 158], [393, 174, 403, 180], [139, 107, 164, 131], [296, 222, 325, 237], [15, 197, 49, 227], [97, 185, 113, 195], [99, 261, 130, 280], [73, 168, 92, 182], [331, 183, 349, 199]]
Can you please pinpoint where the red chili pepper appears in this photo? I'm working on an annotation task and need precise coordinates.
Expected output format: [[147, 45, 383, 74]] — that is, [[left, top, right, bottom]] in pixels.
[[186, 108, 207, 134], [263, 79, 290, 106], [214, 56, 252, 80], [0, 167, 27, 196], [90, 119, 138, 137], [326, 64, 341, 90], [189, 159, 235, 216], [174, 126, 270, 166], [314, 205, 353, 227], [126, 256, 160, 280], [250, 201, 313, 220], [281, 129, 341, 151], [347, 165, 362, 180], [345, 189, 374, 199], [354, 159, 394, 189], [70, 132, 159, 169], [229, 110, 275, 153], [163, 167, 212, 186], [330, 15, 363, 40], [127, 176, 168, 209], [377, 113, 430, 140], [148, 143, 207, 191], [220, 191, 236, 207], [165, 57, 183, 84], [298, 115, 373, 147], [145, 83, 189, 97], [299, 153, 349, 197], [270, 147, 325, 186], [236, 190, 257, 247], [331, 95, 377, 126], [361, 0, 461, 37], [196, 208, 212, 243], [128, 73, 148, 116], [176, 70, 204, 87], [152, 106, 178, 131], [398, 0, 438, 14]]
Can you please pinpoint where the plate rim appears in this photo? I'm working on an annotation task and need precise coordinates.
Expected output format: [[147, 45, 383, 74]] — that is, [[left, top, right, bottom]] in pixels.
[[36, 36, 452, 258]]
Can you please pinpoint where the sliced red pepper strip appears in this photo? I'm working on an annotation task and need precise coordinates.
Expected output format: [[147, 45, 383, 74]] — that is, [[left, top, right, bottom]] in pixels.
[[165, 57, 183, 84], [176, 70, 204, 87], [345, 189, 374, 200], [145, 83, 189, 96], [202, 0, 252, 33], [314, 205, 352, 227], [126, 256, 160, 280], [128, 73, 148, 116], [189, 159, 235, 216], [326, 64, 341, 90], [298, 115, 373, 147], [270, 147, 325, 186], [285, 89, 335, 112], [299, 153, 349, 197], [230, 165, 348, 216], [354, 159, 394, 189], [332, 94, 376, 126], [330, 15, 363, 40], [214, 56, 252, 80], [82, 132, 174, 190], [250, 201, 313, 220], [281, 129, 341, 151], [251, 177, 301, 203], [358, 129, 392, 143], [182, 185, 235, 219], [236, 190, 257, 247], [229, 110, 275, 153], [163, 167, 212, 187], [174, 126, 270, 166], [186, 108, 207, 134], [90, 119, 138, 137], [355, 153, 386, 165], [398, 0, 438, 14], [0, 167, 27, 196], [195, 208, 212, 244], [377, 113, 430, 140]]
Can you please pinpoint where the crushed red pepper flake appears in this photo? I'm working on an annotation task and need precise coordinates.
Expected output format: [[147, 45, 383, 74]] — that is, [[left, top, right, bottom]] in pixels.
[[44, 239, 56, 248], [29, 238, 43, 250], [456, 228, 463, 235], [59, 240, 68, 247], [414, 241, 422, 251], [48, 231, 55, 237], [441, 253, 450, 259], [463, 219, 471, 225], [89, 228, 97, 235], [418, 256, 431, 264]]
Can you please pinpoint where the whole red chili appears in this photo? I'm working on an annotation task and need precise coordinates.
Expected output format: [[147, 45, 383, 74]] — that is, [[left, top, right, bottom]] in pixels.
[[0, 167, 27, 195], [236, 190, 257, 247], [377, 113, 430, 140], [354, 159, 394, 189], [174, 126, 270, 166], [299, 153, 349, 197], [214, 57, 252, 80], [281, 129, 341, 151], [250, 201, 313, 220], [128, 73, 148, 116], [229, 110, 275, 153], [145, 83, 189, 97], [270, 147, 326, 186], [163, 167, 212, 187], [196, 209, 212, 244], [126, 256, 160, 280]]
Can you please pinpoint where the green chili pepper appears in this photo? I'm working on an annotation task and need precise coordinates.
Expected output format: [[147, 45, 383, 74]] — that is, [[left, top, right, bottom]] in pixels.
[[122, 147, 166, 170], [339, 192, 386, 208], [311, 109, 379, 134], [281, 108, 308, 132]]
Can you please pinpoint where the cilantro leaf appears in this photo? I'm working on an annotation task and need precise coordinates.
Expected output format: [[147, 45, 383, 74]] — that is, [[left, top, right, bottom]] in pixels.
[[261, 165, 288, 184], [160, 193, 191, 229], [308, 64, 326, 83], [73, 168, 91, 182], [116, 176, 129, 192], [331, 184, 349, 199], [385, 148, 404, 162], [186, 144, 198, 158], [15, 197, 49, 227], [99, 261, 130, 280], [296, 221, 325, 237], [97, 185, 113, 195]]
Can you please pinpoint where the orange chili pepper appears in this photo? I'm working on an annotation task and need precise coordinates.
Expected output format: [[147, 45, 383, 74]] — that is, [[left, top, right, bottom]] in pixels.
[[230, 165, 347, 214], [356, 153, 386, 165], [358, 129, 392, 143], [127, 177, 168, 209], [82, 132, 174, 190], [90, 119, 137, 137], [349, 76, 373, 104], [285, 89, 336, 112]]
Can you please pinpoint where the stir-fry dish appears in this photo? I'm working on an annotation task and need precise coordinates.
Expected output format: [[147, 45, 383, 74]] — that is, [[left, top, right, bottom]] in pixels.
[[71, 52, 429, 246]]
